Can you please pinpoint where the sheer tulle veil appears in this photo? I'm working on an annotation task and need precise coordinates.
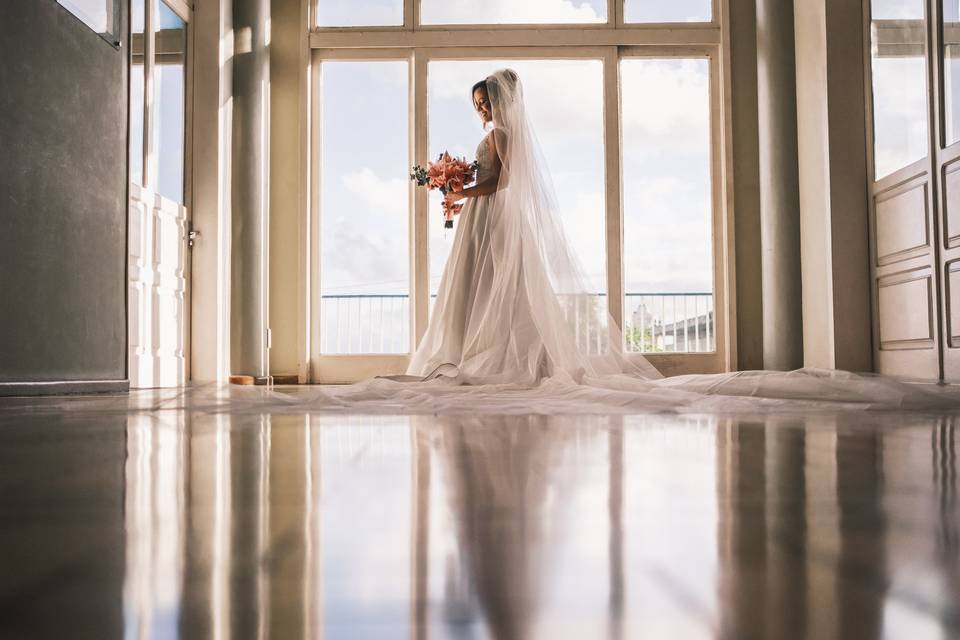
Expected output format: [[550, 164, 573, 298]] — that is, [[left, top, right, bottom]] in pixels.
[[477, 68, 661, 382]]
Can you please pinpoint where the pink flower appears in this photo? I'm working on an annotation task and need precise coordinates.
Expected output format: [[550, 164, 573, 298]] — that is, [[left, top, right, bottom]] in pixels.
[[427, 162, 446, 189]]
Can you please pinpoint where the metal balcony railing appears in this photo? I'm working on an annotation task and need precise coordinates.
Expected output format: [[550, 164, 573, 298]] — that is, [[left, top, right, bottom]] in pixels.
[[320, 292, 714, 355]]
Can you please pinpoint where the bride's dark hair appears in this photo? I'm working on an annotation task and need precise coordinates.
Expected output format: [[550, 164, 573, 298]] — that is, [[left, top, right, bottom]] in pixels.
[[471, 79, 487, 98]]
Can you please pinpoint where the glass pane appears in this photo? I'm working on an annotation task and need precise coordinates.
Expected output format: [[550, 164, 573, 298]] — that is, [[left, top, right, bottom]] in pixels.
[[152, 1, 186, 203], [421, 0, 606, 25], [621, 59, 714, 354], [869, 0, 928, 178], [945, 1, 960, 145], [320, 61, 410, 354], [624, 0, 711, 23], [57, 0, 118, 40], [129, 0, 145, 186], [317, 0, 403, 27], [427, 60, 607, 321]]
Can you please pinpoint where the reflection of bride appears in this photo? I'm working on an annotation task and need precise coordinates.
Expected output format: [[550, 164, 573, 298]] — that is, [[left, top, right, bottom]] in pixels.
[[423, 414, 568, 639]]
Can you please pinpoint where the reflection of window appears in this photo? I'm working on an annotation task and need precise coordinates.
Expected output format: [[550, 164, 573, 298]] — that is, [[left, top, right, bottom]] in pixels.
[[622, 59, 714, 354], [320, 418, 412, 628], [420, 0, 606, 25], [317, 0, 403, 27], [320, 61, 410, 354], [57, 0, 121, 45], [624, 0, 711, 23], [869, 0, 928, 178]]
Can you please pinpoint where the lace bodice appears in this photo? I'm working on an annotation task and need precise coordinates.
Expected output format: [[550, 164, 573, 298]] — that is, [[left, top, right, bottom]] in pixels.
[[475, 132, 496, 184]]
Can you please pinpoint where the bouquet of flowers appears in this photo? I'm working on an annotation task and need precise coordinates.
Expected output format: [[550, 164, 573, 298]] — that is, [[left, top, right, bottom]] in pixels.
[[411, 152, 479, 229]]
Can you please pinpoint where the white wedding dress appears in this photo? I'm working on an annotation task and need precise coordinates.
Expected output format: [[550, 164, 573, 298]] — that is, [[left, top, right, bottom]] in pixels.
[[231, 69, 960, 414]]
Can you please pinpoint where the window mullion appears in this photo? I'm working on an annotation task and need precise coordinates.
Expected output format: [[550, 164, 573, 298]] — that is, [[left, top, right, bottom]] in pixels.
[[411, 50, 430, 350], [603, 47, 624, 333], [611, 0, 624, 28], [405, 0, 416, 31]]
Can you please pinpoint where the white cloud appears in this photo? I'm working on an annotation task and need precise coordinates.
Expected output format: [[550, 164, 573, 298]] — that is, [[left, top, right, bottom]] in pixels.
[[422, 0, 603, 24], [622, 175, 713, 292], [620, 59, 710, 154], [321, 168, 410, 293], [317, 0, 402, 26], [342, 167, 408, 210]]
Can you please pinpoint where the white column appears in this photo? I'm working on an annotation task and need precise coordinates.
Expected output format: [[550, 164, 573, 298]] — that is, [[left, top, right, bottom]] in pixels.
[[231, 0, 271, 380], [191, 0, 234, 382], [794, 0, 872, 371], [756, 0, 804, 370]]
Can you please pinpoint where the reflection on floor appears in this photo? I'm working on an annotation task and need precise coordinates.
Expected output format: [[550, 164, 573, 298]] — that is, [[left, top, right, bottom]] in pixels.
[[0, 390, 958, 639]]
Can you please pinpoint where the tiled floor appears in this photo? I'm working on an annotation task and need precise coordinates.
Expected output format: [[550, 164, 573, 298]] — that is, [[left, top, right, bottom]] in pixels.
[[1, 389, 958, 639]]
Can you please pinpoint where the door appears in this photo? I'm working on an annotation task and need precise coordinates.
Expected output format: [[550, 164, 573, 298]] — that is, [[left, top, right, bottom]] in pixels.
[[935, 0, 960, 379], [128, 0, 192, 388], [865, 0, 942, 379]]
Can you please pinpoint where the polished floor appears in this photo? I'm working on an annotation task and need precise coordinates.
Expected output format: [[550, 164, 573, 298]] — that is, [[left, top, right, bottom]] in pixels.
[[0, 390, 958, 639]]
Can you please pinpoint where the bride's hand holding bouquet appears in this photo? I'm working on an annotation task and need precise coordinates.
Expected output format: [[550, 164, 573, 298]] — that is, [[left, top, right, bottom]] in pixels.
[[410, 152, 478, 229], [443, 186, 465, 222]]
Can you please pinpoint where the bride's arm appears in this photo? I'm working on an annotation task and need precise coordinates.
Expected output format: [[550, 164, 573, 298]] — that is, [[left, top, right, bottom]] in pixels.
[[443, 133, 505, 209]]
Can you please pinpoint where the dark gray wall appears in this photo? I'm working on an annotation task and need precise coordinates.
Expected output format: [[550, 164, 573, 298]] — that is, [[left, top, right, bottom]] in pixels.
[[0, 0, 128, 385]]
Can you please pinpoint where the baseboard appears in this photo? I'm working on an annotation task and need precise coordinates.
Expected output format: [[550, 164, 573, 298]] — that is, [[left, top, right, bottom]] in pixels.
[[0, 379, 130, 397]]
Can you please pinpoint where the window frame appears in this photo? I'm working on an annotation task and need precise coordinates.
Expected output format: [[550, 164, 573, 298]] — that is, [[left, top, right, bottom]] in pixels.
[[306, 0, 734, 382]]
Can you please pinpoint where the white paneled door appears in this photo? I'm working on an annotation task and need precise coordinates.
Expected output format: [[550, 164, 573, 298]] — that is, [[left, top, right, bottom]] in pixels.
[[866, 0, 941, 379], [128, 185, 189, 387], [866, 0, 960, 381]]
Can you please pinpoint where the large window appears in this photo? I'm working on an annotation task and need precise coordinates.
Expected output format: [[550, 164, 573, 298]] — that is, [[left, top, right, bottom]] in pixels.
[[621, 58, 714, 353], [309, 1, 731, 377], [319, 61, 410, 355]]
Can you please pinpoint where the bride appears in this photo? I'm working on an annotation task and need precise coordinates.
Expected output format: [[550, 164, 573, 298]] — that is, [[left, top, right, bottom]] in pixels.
[[303, 69, 958, 413], [400, 68, 659, 387]]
